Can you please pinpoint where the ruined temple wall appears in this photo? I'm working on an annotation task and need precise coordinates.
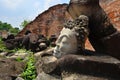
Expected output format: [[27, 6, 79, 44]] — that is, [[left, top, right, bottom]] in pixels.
[[17, 0, 120, 36], [17, 4, 68, 37], [100, 0, 120, 30], [17, 0, 120, 51]]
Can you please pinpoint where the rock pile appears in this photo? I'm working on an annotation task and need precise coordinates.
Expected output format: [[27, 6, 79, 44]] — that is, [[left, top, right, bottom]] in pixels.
[[1, 31, 57, 52]]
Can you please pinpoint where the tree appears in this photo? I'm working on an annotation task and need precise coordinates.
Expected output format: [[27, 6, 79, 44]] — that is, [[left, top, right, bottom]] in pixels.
[[0, 22, 12, 31], [0, 21, 20, 35], [9, 27, 20, 35], [20, 20, 30, 29]]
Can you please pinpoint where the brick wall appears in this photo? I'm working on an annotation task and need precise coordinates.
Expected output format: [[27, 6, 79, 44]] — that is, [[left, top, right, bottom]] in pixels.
[[100, 0, 120, 30]]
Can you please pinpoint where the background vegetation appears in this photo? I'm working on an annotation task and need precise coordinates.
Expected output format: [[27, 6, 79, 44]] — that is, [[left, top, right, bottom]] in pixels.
[[0, 21, 20, 35], [20, 20, 31, 29], [0, 20, 30, 35]]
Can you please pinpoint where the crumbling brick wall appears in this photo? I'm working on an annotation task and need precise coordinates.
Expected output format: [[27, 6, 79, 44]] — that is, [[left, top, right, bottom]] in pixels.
[[17, 0, 120, 51], [100, 0, 120, 30]]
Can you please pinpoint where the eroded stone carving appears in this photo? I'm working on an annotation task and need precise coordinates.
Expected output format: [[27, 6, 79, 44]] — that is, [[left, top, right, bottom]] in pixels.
[[53, 15, 89, 58], [53, 27, 78, 58]]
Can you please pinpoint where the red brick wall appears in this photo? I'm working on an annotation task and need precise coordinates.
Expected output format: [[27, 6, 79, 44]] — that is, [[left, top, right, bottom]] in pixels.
[[100, 0, 120, 30]]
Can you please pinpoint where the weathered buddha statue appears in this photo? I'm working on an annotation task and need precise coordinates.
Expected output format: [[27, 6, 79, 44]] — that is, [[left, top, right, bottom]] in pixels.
[[53, 27, 78, 58], [68, 0, 120, 59], [53, 15, 89, 58]]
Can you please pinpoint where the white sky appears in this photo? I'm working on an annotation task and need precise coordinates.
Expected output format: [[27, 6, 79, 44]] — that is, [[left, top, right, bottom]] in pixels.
[[0, 0, 69, 28]]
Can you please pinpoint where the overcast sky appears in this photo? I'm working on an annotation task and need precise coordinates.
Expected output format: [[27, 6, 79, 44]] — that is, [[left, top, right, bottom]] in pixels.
[[0, 0, 69, 28]]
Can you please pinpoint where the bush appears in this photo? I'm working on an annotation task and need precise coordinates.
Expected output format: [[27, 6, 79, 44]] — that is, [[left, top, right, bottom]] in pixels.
[[21, 52, 37, 80], [0, 37, 7, 52]]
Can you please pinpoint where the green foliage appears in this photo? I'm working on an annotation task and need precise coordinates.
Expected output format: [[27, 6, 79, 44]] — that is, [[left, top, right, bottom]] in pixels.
[[0, 37, 37, 79], [21, 52, 37, 80], [15, 57, 23, 62], [15, 48, 28, 62], [0, 21, 12, 31], [16, 48, 27, 53], [0, 21, 20, 35], [0, 37, 6, 52], [9, 27, 20, 35], [20, 20, 30, 29], [6, 48, 18, 53], [0, 37, 19, 53]]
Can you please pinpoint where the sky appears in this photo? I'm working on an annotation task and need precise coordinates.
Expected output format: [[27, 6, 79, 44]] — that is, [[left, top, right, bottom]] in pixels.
[[0, 0, 69, 28]]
